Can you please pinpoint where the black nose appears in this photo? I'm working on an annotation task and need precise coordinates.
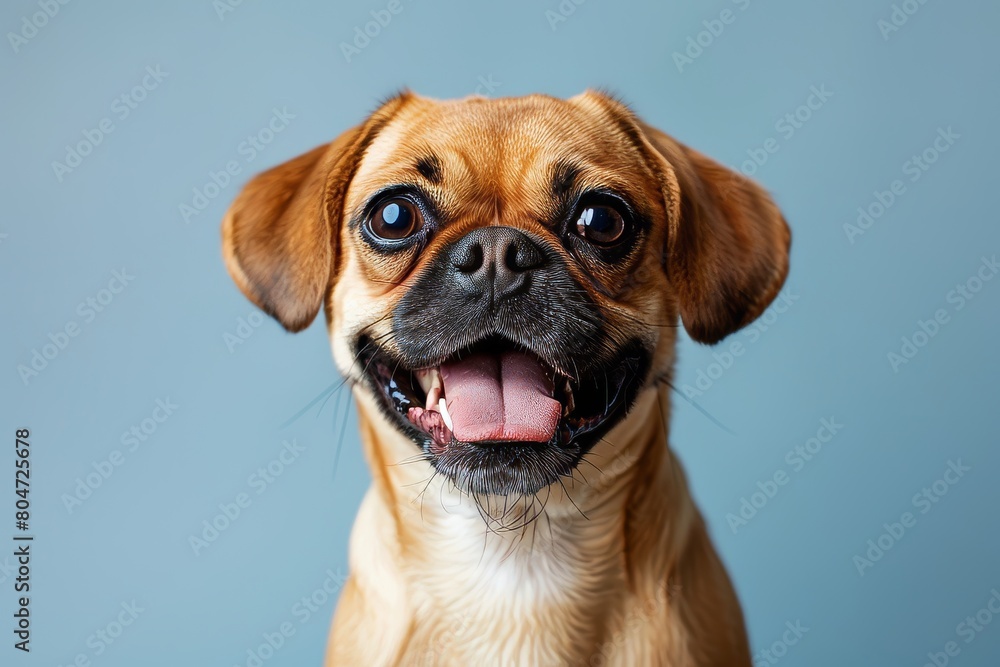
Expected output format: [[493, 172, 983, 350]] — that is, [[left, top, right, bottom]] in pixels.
[[450, 226, 547, 304]]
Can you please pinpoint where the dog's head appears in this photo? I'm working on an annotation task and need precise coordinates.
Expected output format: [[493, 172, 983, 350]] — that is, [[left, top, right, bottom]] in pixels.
[[222, 91, 790, 497]]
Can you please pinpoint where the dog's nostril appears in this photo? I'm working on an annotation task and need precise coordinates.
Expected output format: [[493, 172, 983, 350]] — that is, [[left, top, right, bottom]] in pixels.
[[453, 242, 484, 274], [506, 238, 544, 273], [449, 227, 547, 302]]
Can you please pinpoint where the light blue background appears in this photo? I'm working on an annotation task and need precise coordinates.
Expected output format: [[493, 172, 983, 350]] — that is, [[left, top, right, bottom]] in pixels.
[[3, 0, 999, 665]]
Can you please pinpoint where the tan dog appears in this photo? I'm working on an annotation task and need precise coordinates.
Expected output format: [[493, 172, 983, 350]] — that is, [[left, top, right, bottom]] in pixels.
[[222, 91, 790, 666]]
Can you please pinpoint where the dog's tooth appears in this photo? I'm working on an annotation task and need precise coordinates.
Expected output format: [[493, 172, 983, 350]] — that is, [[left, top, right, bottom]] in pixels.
[[415, 368, 434, 393], [425, 386, 441, 411], [563, 377, 575, 417], [438, 397, 454, 431], [416, 368, 443, 409]]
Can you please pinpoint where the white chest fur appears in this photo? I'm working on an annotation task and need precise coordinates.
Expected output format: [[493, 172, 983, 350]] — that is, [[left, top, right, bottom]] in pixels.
[[392, 488, 630, 666]]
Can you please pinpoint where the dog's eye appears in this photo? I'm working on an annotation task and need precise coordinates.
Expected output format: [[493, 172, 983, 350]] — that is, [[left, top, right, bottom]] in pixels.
[[575, 205, 625, 246], [369, 198, 422, 241]]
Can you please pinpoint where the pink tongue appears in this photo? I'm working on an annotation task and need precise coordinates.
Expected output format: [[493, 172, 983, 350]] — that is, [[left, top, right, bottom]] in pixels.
[[440, 351, 561, 443]]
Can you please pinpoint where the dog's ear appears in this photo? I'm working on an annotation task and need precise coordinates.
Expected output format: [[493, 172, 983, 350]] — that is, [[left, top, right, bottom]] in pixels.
[[639, 123, 791, 345], [221, 94, 409, 332]]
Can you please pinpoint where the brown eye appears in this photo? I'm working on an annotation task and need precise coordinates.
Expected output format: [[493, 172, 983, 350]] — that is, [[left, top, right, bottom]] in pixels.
[[575, 205, 625, 245], [369, 198, 421, 240]]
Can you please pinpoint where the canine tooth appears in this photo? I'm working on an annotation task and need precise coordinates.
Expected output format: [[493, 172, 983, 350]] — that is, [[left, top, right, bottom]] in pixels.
[[563, 377, 575, 416], [414, 368, 437, 393], [416, 368, 443, 410], [425, 387, 441, 411], [438, 398, 454, 431]]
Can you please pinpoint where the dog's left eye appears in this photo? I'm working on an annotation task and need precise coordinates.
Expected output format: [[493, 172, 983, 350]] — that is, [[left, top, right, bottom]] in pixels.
[[575, 205, 626, 246], [368, 198, 422, 241]]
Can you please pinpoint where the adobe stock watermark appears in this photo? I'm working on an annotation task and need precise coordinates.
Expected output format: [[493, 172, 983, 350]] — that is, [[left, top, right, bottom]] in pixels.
[[726, 417, 845, 534], [753, 620, 810, 667], [339, 0, 411, 63], [672, 0, 754, 73], [545, 0, 589, 32], [51, 65, 169, 182], [712, 84, 833, 207], [188, 439, 307, 556], [680, 289, 799, 399], [223, 311, 266, 353], [55, 600, 145, 667], [732, 85, 833, 179], [877, 0, 933, 41], [214, 0, 247, 21], [16, 268, 135, 386], [0, 555, 19, 586], [179, 107, 295, 223], [919, 588, 1000, 667], [843, 126, 959, 244], [232, 566, 348, 667], [886, 255, 997, 373], [61, 398, 180, 514], [411, 609, 474, 666], [472, 74, 501, 97], [7, 0, 73, 54], [852, 459, 971, 577]]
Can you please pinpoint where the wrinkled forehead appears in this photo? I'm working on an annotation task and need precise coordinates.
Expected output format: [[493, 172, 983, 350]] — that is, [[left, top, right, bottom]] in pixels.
[[346, 94, 658, 213]]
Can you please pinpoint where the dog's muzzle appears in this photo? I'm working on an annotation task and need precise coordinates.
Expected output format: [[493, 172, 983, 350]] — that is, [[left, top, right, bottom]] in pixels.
[[357, 226, 649, 495]]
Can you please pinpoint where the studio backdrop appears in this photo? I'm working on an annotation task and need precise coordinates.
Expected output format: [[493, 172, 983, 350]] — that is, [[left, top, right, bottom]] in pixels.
[[3, 1, 998, 666]]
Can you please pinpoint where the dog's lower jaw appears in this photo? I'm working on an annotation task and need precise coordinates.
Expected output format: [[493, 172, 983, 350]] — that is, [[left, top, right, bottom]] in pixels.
[[325, 385, 751, 667]]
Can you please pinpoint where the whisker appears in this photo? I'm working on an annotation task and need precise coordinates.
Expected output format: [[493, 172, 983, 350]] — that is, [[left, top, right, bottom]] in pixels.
[[655, 376, 736, 435], [283, 321, 400, 428], [391, 454, 432, 467], [577, 455, 604, 477], [571, 465, 590, 487], [414, 470, 439, 522], [280, 381, 342, 428], [555, 475, 588, 521], [330, 389, 353, 481]]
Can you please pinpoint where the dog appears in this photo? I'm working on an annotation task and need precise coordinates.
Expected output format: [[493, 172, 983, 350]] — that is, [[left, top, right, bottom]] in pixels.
[[221, 90, 790, 666]]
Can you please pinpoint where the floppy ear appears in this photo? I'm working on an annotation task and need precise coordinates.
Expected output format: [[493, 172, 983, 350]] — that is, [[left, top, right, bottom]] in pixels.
[[640, 123, 791, 345], [221, 95, 409, 332]]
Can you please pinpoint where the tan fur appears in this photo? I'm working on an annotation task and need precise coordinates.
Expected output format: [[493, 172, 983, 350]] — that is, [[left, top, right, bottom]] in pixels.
[[221, 90, 790, 666]]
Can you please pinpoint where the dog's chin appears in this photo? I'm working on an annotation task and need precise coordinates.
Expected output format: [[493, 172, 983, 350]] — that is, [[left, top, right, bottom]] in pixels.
[[355, 335, 649, 497]]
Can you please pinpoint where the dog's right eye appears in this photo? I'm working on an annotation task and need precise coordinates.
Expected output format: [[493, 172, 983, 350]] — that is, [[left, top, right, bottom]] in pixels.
[[575, 205, 626, 246], [368, 198, 422, 241]]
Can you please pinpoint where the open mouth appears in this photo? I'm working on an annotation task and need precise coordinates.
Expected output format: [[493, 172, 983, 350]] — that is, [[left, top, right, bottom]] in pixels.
[[357, 335, 647, 496]]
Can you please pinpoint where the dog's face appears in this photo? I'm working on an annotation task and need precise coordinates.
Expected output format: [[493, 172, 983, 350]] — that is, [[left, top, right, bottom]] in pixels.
[[222, 91, 790, 497]]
